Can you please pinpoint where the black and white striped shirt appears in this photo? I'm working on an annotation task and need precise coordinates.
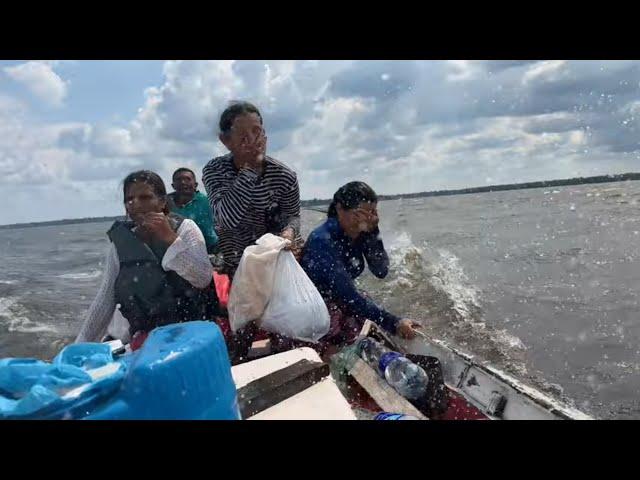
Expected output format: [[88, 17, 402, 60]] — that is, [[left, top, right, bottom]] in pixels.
[[202, 153, 301, 273]]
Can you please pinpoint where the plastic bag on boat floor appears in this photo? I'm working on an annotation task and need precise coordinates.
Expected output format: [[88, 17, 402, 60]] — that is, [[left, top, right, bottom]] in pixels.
[[260, 249, 330, 342], [228, 233, 290, 332]]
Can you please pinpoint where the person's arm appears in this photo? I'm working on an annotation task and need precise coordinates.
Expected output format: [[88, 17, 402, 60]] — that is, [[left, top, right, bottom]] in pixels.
[[202, 160, 259, 231], [280, 172, 301, 238], [161, 219, 214, 289], [303, 236, 400, 334], [75, 245, 118, 343], [358, 227, 390, 279]]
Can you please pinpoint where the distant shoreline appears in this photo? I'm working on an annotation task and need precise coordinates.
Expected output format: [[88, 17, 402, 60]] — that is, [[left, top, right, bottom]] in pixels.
[[300, 172, 640, 207], [0, 216, 127, 230], [2, 172, 638, 230]]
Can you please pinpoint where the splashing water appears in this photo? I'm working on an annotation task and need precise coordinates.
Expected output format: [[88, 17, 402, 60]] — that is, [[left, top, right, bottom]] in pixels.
[[363, 231, 531, 379], [384, 231, 482, 323], [429, 248, 482, 321]]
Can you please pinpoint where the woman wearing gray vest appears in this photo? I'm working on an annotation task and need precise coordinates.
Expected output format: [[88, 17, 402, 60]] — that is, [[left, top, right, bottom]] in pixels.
[[75, 170, 216, 346]]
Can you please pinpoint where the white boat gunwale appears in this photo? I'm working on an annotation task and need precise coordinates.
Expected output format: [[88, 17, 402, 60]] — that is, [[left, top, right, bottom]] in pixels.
[[363, 321, 592, 420]]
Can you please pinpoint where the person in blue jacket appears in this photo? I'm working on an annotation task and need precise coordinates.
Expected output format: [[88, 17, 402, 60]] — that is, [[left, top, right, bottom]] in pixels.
[[301, 181, 421, 349]]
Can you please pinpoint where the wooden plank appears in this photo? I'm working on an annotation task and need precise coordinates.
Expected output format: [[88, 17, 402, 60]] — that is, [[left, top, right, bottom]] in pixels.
[[247, 339, 272, 359], [236, 359, 330, 419], [348, 358, 428, 420]]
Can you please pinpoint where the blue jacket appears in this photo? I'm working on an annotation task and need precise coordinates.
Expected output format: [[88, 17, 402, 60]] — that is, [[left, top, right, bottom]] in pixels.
[[301, 217, 399, 334]]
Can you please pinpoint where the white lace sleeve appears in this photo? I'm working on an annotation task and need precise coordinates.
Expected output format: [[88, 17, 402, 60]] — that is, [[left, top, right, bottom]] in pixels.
[[162, 219, 213, 289], [75, 244, 119, 343]]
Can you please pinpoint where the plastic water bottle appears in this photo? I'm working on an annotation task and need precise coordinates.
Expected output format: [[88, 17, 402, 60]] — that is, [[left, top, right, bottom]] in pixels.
[[357, 338, 429, 401], [383, 355, 429, 400], [358, 337, 388, 371], [374, 412, 420, 420]]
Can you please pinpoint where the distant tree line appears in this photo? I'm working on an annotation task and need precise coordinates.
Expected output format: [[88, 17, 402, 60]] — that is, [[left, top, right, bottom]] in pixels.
[[0, 216, 126, 230], [3, 172, 640, 229], [301, 172, 640, 207]]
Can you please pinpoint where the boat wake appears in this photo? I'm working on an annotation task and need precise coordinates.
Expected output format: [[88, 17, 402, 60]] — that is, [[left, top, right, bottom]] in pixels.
[[361, 231, 531, 377]]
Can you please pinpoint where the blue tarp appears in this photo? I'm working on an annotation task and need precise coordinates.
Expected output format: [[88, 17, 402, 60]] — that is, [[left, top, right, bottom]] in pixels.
[[0, 343, 126, 419]]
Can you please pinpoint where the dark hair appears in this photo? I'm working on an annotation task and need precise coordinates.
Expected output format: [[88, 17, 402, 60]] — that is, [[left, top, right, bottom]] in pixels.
[[327, 181, 378, 218], [172, 167, 196, 181], [219, 101, 263, 136], [122, 170, 168, 212]]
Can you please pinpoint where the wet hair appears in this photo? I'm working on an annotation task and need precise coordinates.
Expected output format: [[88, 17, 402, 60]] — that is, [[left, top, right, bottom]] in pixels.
[[172, 167, 196, 181], [327, 181, 378, 218], [219, 101, 263, 136], [122, 170, 169, 213]]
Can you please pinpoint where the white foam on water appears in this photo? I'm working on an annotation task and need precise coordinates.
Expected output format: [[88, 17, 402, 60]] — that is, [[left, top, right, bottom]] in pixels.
[[385, 232, 529, 376], [0, 280, 17, 285], [387, 231, 423, 288], [386, 232, 482, 322], [8, 319, 58, 334], [57, 270, 102, 280], [494, 328, 527, 350], [0, 296, 57, 334], [430, 248, 482, 321], [0, 297, 23, 317]]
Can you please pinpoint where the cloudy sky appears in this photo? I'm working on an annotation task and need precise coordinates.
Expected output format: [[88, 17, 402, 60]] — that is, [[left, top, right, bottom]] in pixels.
[[1, 60, 639, 224]]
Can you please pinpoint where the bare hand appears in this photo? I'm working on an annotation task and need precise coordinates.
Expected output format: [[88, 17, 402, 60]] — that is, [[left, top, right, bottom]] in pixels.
[[239, 130, 267, 170], [368, 210, 379, 231], [254, 131, 267, 162], [353, 210, 369, 233], [139, 213, 177, 245], [396, 319, 421, 339], [280, 228, 302, 258], [354, 209, 379, 233], [280, 227, 295, 244]]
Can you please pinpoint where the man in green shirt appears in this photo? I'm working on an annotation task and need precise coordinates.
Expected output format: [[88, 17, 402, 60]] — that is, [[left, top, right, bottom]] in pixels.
[[168, 168, 219, 254]]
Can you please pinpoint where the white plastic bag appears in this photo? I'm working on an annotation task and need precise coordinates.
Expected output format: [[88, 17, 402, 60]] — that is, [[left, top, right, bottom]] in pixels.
[[228, 233, 289, 332], [260, 250, 330, 343], [107, 306, 131, 343]]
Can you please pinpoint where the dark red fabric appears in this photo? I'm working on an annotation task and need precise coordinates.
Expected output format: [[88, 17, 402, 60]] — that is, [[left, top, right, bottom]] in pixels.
[[347, 385, 489, 420], [322, 302, 366, 346], [253, 303, 366, 357], [436, 390, 489, 420], [214, 317, 231, 339], [214, 316, 269, 342], [130, 331, 149, 351], [253, 329, 270, 341]]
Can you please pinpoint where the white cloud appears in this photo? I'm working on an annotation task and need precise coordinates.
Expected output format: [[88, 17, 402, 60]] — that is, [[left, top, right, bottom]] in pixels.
[[4, 61, 69, 107], [3, 60, 640, 224], [0, 95, 72, 186], [446, 60, 480, 82], [522, 60, 568, 85]]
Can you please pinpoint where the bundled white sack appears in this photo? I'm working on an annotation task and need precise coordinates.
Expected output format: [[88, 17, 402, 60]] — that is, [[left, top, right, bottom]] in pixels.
[[228, 233, 288, 332], [261, 249, 330, 343], [228, 233, 330, 342]]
